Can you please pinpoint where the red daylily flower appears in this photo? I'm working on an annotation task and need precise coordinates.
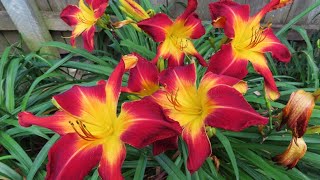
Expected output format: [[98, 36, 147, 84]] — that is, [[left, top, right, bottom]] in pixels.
[[138, 0, 207, 67], [60, 0, 108, 52], [122, 53, 160, 98], [208, 0, 291, 100], [18, 55, 180, 180], [151, 64, 268, 173]]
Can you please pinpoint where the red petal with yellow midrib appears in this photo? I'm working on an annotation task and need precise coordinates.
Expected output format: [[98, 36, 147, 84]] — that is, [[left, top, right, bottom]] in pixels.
[[121, 99, 181, 149], [60, 5, 81, 26], [53, 84, 106, 118], [205, 85, 268, 131], [138, 13, 173, 42], [208, 44, 248, 79], [85, 0, 108, 18], [182, 126, 211, 173], [98, 139, 126, 180], [18, 111, 75, 135], [46, 133, 102, 180], [153, 136, 178, 155], [209, 1, 250, 38], [82, 26, 96, 52], [124, 53, 159, 97]]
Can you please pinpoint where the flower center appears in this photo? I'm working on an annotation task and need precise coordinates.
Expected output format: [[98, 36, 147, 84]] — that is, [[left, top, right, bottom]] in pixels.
[[165, 89, 203, 116], [233, 23, 271, 50], [169, 35, 189, 51], [69, 120, 114, 141], [76, 13, 96, 25]]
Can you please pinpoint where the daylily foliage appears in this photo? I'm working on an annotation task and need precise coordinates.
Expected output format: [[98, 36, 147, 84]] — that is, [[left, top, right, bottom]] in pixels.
[[18, 0, 318, 179]]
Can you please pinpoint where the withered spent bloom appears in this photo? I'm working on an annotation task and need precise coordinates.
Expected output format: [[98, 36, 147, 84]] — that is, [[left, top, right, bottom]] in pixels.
[[277, 90, 315, 138], [272, 137, 307, 169]]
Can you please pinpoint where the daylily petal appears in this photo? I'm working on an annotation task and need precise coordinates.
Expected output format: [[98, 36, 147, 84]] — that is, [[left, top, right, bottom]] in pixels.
[[272, 137, 307, 169], [86, 0, 107, 10], [138, 13, 173, 42], [250, 28, 291, 63], [70, 23, 91, 47], [98, 137, 126, 180], [271, 0, 293, 11], [255, 0, 290, 19], [46, 133, 102, 180], [182, 123, 211, 173], [60, 5, 82, 26], [208, 44, 248, 79], [85, 0, 108, 18], [123, 54, 159, 97], [120, 98, 181, 149], [199, 71, 246, 96], [205, 85, 268, 131], [159, 63, 196, 92], [153, 136, 178, 155], [104, 56, 138, 117], [18, 111, 75, 135], [82, 25, 96, 52], [209, 1, 250, 38], [279, 90, 315, 138], [52, 83, 107, 120], [182, 13, 205, 39], [246, 51, 280, 100], [156, 41, 185, 67], [178, 0, 198, 20]]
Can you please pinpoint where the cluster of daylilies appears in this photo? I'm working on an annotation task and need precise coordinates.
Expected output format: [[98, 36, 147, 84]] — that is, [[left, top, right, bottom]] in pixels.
[[18, 0, 317, 179]]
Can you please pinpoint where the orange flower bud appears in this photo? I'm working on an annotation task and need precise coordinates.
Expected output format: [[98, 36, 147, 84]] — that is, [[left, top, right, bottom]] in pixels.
[[278, 90, 315, 138], [272, 137, 307, 169], [119, 0, 150, 21]]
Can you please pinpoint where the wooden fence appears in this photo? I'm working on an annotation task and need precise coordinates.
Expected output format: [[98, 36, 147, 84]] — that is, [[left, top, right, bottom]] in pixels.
[[0, 0, 319, 55]]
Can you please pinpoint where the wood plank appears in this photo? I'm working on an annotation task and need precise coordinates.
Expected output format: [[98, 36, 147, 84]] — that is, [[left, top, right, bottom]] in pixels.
[[35, 0, 51, 11], [0, 1, 5, 10], [49, 0, 67, 11], [0, 11, 71, 31], [307, 0, 320, 26], [51, 31, 69, 54], [65, 0, 78, 5], [0, 11, 15, 30], [2, 31, 28, 51], [247, 0, 269, 16], [265, 3, 292, 24], [1, 0, 59, 57], [0, 31, 9, 54], [285, 0, 312, 25]]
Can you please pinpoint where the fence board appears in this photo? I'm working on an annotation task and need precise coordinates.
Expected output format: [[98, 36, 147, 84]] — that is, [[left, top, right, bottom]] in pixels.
[[49, 0, 67, 11], [307, 0, 320, 25], [265, 4, 292, 24], [35, 0, 51, 11], [0, 11, 15, 30], [2, 31, 27, 49], [0, 1, 4, 10], [0, 0, 319, 54], [1, 0, 59, 57], [0, 32, 9, 52], [286, 0, 311, 25]]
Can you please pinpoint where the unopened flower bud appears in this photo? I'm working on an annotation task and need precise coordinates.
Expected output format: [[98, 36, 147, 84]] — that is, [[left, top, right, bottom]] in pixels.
[[277, 90, 315, 138], [272, 137, 307, 169]]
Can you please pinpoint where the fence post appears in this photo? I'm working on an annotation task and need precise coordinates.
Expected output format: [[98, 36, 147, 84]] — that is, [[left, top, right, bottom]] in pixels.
[[1, 0, 60, 58]]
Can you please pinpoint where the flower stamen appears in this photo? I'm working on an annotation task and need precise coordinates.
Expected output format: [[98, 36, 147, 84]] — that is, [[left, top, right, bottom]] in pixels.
[[69, 120, 99, 141]]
